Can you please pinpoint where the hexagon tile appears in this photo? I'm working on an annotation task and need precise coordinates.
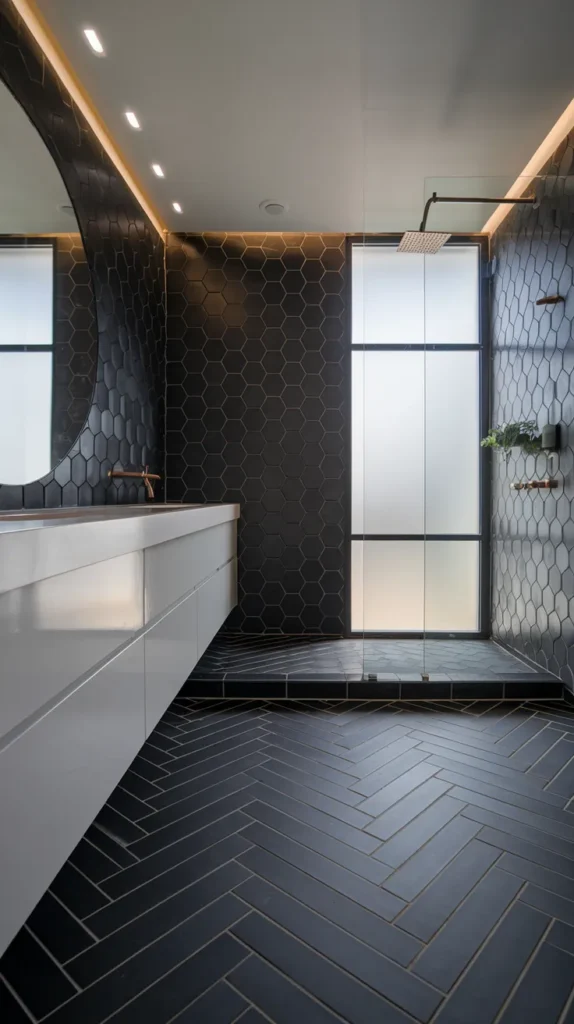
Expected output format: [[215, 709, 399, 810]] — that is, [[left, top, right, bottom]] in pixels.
[[491, 130, 574, 690], [166, 233, 348, 635]]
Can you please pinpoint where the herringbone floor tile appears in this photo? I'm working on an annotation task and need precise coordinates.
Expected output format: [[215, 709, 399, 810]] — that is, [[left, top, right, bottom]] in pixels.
[[4, 698, 574, 1022]]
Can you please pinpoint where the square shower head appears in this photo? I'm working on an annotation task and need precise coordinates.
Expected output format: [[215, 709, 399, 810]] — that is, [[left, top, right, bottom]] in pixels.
[[397, 230, 452, 254]]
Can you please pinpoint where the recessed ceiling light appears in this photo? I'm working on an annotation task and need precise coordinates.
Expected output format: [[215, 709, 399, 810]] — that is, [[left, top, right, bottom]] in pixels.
[[151, 163, 165, 178], [259, 199, 288, 216], [125, 111, 141, 130], [83, 28, 104, 55], [172, 202, 183, 213]]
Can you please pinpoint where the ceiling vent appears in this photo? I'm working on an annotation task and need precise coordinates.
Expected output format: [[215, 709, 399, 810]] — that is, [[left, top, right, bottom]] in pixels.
[[259, 200, 288, 216]]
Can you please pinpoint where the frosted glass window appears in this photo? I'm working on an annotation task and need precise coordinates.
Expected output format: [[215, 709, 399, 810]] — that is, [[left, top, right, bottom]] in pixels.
[[425, 350, 479, 534], [352, 540, 424, 632], [352, 540, 478, 632], [0, 245, 53, 346], [0, 352, 52, 483], [352, 243, 478, 346], [352, 349, 479, 535], [424, 246, 479, 345], [424, 541, 479, 631], [352, 246, 424, 344], [352, 350, 424, 534]]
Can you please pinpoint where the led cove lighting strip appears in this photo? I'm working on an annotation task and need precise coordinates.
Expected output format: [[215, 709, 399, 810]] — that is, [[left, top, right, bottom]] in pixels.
[[10, 0, 166, 236], [483, 96, 574, 236]]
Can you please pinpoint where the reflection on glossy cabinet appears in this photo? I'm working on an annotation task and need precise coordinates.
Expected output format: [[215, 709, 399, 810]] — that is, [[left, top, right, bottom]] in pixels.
[[144, 589, 198, 736], [197, 559, 237, 660], [0, 636, 145, 955]]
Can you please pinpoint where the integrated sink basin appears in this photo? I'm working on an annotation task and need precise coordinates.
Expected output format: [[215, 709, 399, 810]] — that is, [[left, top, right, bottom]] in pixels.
[[0, 503, 201, 523]]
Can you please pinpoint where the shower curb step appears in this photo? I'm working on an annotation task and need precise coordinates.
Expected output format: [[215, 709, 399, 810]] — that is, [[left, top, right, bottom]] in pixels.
[[181, 676, 563, 701]]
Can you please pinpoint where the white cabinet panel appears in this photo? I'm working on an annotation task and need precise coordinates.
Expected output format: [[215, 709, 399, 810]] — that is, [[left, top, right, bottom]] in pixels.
[[145, 591, 198, 737], [197, 559, 237, 660], [145, 521, 236, 622], [0, 636, 145, 957], [0, 552, 143, 740]]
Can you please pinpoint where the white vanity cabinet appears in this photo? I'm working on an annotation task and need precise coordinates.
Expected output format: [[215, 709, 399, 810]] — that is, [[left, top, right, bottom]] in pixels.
[[0, 503, 239, 955]]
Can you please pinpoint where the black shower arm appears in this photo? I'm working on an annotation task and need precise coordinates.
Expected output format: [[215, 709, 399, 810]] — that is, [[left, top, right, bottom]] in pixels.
[[419, 192, 536, 232]]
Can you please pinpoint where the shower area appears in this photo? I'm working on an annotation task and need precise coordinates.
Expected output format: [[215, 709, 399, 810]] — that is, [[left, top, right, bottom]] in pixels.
[[188, 164, 572, 696], [351, 172, 571, 691]]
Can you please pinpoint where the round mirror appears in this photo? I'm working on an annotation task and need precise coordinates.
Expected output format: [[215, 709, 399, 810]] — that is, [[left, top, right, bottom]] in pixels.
[[0, 79, 96, 485]]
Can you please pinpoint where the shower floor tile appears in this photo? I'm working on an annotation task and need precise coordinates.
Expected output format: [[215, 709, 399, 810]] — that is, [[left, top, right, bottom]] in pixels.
[[189, 634, 548, 684]]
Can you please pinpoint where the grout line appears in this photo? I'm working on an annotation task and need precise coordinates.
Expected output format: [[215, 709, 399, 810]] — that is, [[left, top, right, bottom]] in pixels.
[[80, 898, 255, 1012], [22, 923, 82, 993], [46, 889, 100, 945], [491, 914, 554, 1023], [424, 878, 529, 1022], [60, 860, 114, 904], [75, 825, 255, 917], [0, 972, 36, 1022]]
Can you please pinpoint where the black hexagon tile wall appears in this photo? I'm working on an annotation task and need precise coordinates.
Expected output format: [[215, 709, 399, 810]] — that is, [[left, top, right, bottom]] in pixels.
[[165, 233, 348, 635], [491, 131, 574, 688]]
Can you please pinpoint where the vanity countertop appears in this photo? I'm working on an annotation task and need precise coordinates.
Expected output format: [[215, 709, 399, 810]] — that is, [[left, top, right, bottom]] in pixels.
[[0, 503, 240, 594]]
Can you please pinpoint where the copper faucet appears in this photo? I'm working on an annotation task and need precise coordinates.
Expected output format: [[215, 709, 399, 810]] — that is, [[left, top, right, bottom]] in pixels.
[[108, 465, 161, 500]]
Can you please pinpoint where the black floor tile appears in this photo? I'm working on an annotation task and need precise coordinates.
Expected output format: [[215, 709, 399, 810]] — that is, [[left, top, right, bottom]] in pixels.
[[5, 697, 574, 1024], [364, 778, 451, 841], [85, 834, 252, 940], [240, 820, 405, 920], [235, 877, 441, 1021], [397, 838, 500, 941], [127, 788, 255, 859], [105, 932, 248, 1024], [49, 861, 111, 918], [478, 825, 574, 877], [499, 942, 574, 1023], [236, 845, 421, 966], [433, 902, 549, 1022], [68, 837, 120, 884], [70, 860, 250, 988], [137, 774, 254, 834], [1, 980, 33, 1022], [383, 817, 482, 901], [231, 911, 417, 1024], [83, 824, 138, 869], [45, 894, 247, 1024], [244, 799, 392, 884], [412, 868, 524, 990], [378, 794, 466, 868], [101, 809, 252, 900], [27, 891, 95, 963], [0, 928, 78, 1018], [460, 803, 574, 858], [547, 918, 574, 955], [172, 979, 248, 1022], [228, 953, 341, 1024]]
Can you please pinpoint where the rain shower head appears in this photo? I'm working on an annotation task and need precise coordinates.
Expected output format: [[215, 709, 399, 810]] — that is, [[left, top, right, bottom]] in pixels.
[[398, 192, 537, 254], [398, 230, 451, 254]]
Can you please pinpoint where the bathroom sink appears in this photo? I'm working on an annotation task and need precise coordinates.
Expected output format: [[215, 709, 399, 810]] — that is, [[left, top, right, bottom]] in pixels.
[[0, 504, 200, 522]]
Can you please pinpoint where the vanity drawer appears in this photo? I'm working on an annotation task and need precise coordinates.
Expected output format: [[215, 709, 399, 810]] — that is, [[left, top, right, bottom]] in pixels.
[[0, 635, 145, 956], [144, 521, 236, 622], [0, 551, 143, 740], [144, 589, 198, 736], [197, 557, 237, 660]]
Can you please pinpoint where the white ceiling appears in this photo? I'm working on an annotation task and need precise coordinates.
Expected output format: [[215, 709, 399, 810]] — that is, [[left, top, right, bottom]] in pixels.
[[0, 80, 77, 233], [36, 0, 574, 233]]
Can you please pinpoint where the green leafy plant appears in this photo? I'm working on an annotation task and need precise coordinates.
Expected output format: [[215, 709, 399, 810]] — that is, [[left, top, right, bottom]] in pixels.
[[480, 421, 542, 457]]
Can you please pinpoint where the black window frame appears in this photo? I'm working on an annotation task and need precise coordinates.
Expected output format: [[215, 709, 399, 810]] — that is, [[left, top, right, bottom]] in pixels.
[[344, 233, 491, 639]]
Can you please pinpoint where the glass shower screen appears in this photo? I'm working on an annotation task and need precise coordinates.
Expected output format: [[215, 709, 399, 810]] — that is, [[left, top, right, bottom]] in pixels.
[[351, 238, 482, 681]]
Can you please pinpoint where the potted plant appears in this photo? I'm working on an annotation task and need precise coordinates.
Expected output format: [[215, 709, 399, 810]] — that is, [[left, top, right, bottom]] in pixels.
[[480, 421, 542, 459]]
